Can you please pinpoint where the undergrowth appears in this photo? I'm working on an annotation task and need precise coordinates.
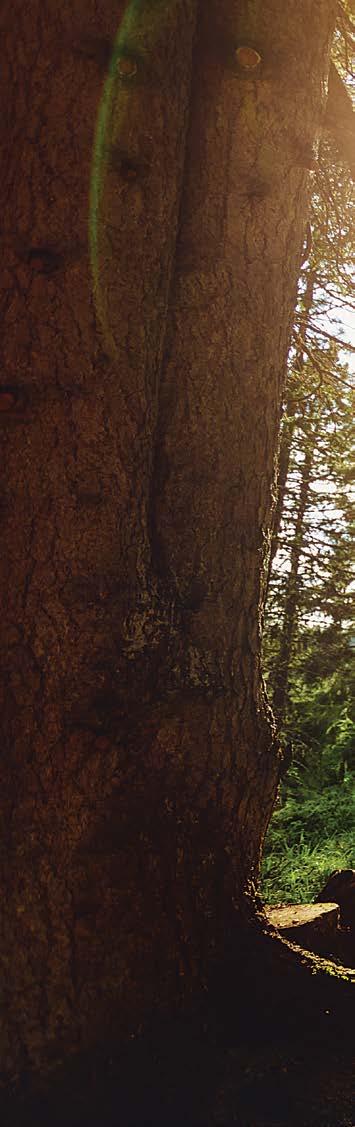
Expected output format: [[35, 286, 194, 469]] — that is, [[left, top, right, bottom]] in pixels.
[[261, 783, 355, 905]]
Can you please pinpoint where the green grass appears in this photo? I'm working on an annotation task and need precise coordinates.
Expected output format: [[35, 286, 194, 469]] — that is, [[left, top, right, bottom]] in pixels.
[[261, 784, 355, 905]]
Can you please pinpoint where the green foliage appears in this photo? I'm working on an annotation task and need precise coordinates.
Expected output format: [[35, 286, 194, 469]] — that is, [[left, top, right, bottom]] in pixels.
[[261, 785, 355, 905], [261, 33, 355, 911], [288, 659, 354, 778]]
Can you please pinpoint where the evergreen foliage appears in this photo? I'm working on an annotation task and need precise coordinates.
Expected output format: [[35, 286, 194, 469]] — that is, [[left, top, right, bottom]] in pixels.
[[261, 787, 354, 905], [262, 44, 355, 904]]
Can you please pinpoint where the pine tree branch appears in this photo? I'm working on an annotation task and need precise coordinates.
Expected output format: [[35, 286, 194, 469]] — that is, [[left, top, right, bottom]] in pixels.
[[306, 321, 355, 352]]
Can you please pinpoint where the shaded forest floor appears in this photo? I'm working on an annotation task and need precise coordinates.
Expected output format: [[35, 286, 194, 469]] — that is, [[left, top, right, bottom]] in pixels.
[[2, 998, 354, 1127]]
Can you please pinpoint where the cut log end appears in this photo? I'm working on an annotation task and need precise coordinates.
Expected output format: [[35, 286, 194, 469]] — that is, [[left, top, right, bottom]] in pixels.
[[266, 902, 339, 932], [265, 902, 341, 957]]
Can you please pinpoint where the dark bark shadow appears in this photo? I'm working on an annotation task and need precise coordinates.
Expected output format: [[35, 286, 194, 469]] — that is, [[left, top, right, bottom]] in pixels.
[[1, 945, 353, 1127]]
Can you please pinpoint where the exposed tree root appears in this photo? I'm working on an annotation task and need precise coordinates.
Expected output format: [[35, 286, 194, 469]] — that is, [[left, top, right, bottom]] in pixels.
[[206, 908, 354, 1048]]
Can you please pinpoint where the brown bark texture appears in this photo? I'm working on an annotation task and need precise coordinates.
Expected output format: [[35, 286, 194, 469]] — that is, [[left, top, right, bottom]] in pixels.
[[0, 0, 339, 1080]]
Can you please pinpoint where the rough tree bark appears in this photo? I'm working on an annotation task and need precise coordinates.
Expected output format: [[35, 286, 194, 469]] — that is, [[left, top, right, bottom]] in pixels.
[[0, 0, 350, 1083]]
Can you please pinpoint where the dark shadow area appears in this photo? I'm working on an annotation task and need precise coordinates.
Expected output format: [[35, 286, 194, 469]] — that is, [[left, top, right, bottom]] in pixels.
[[1, 963, 353, 1127]]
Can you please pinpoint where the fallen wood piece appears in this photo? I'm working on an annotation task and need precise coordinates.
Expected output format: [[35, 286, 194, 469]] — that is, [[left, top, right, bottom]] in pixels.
[[265, 902, 340, 957]]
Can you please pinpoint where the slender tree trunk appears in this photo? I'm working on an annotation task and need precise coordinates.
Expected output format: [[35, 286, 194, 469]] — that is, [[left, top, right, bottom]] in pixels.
[[265, 270, 315, 600], [272, 424, 316, 722], [0, 0, 338, 1079], [269, 398, 295, 572]]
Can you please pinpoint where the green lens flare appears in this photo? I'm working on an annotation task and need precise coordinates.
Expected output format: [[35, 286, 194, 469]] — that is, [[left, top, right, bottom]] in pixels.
[[89, 0, 163, 357]]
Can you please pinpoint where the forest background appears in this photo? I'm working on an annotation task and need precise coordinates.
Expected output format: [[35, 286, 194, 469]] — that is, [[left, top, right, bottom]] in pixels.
[[261, 13, 355, 906]]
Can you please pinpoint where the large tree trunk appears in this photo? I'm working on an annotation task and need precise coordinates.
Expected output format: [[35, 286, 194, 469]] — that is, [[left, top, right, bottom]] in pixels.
[[0, 0, 339, 1080]]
